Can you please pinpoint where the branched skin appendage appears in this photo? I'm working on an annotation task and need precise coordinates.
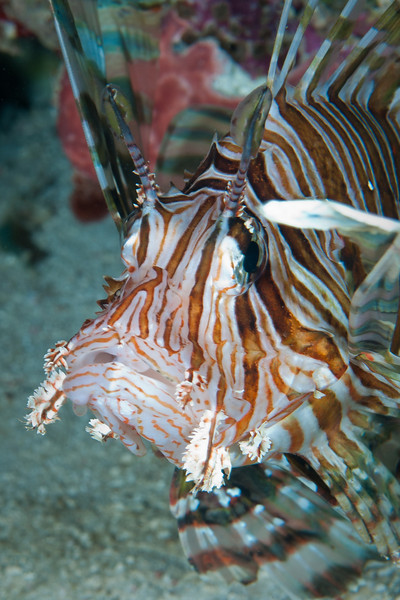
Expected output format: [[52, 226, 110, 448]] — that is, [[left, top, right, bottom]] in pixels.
[[85, 418, 119, 442], [182, 410, 232, 492], [239, 427, 272, 462], [43, 340, 69, 374], [26, 369, 67, 435], [26, 339, 70, 433]]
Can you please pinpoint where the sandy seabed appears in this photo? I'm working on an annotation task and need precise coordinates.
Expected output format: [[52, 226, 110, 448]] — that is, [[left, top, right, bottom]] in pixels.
[[0, 89, 400, 600]]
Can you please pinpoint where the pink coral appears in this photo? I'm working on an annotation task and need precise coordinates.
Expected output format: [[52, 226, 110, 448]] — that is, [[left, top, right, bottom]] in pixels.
[[133, 12, 242, 170]]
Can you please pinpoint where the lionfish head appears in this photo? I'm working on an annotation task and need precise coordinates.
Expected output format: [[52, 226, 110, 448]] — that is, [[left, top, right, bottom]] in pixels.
[[26, 83, 275, 492]]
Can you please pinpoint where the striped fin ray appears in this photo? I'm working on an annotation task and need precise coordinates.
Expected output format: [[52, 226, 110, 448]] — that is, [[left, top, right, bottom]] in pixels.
[[349, 234, 400, 379], [229, 86, 273, 209], [223, 0, 323, 210], [325, 0, 400, 209], [265, 0, 294, 93], [269, 0, 319, 97], [312, 1, 400, 212], [104, 84, 159, 209], [170, 462, 377, 599], [98, 3, 162, 154], [288, 1, 400, 214], [321, 0, 400, 103], [52, 0, 105, 73], [233, 2, 400, 220], [295, 0, 362, 101], [50, 0, 164, 232]]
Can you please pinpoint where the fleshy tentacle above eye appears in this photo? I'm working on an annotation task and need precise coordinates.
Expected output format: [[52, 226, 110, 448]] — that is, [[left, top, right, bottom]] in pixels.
[[104, 84, 160, 214], [227, 85, 273, 213]]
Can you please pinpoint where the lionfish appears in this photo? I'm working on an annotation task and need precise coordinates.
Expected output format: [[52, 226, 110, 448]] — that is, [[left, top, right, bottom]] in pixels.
[[27, 0, 400, 597]]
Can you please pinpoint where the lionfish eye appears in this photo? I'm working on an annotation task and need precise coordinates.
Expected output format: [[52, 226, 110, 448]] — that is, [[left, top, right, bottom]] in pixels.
[[222, 214, 267, 293], [243, 240, 260, 274], [240, 223, 267, 283]]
